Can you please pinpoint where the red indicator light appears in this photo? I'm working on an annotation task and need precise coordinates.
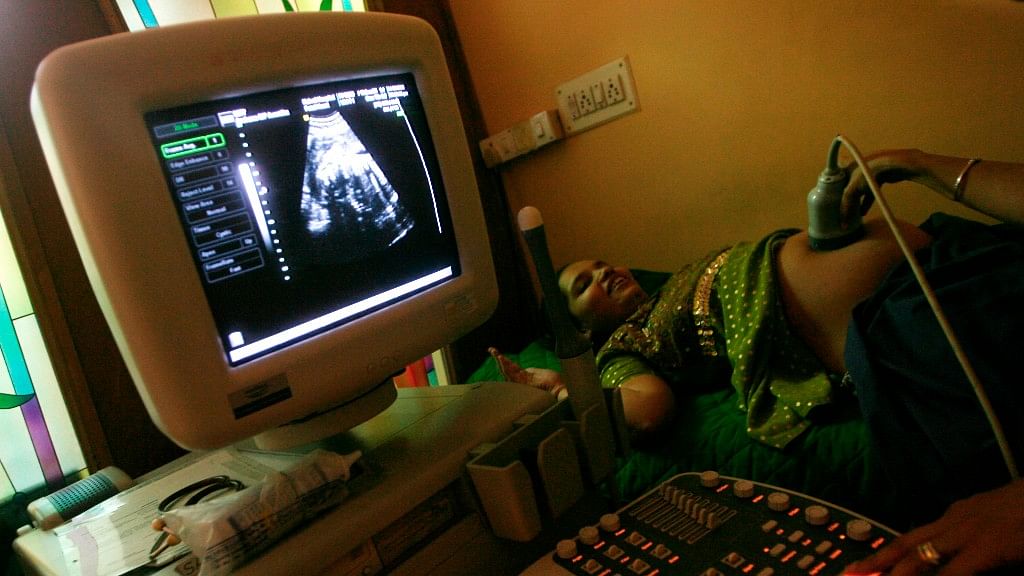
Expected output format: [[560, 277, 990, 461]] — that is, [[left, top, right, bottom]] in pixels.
[[598, 570, 611, 576], [781, 551, 797, 563], [571, 555, 583, 563], [788, 507, 801, 517], [742, 564, 755, 573], [641, 542, 653, 551], [809, 561, 827, 575], [649, 570, 660, 576], [615, 528, 626, 537], [593, 541, 606, 550], [717, 484, 730, 493], [620, 555, 631, 564], [669, 555, 680, 564], [827, 522, 840, 532], [829, 549, 843, 560], [801, 538, 813, 547], [752, 495, 765, 503], [871, 537, 886, 549]]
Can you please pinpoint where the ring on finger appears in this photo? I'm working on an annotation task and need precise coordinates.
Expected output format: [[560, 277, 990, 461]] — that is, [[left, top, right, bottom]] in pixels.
[[916, 541, 943, 566]]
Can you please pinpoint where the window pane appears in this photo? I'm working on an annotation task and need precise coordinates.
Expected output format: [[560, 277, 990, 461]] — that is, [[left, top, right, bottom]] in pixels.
[[114, 0, 365, 31]]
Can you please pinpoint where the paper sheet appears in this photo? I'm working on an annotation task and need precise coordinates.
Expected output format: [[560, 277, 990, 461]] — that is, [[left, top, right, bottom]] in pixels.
[[55, 448, 293, 576]]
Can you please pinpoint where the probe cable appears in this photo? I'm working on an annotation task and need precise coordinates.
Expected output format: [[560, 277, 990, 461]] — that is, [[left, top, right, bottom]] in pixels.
[[836, 134, 1019, 481]]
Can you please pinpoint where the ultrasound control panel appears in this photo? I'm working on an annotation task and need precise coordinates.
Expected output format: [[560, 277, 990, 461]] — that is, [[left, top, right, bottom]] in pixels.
[[521, 472, 899, 576]]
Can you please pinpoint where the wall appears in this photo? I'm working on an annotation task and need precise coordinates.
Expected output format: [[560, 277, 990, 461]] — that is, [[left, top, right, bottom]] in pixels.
[[449, 0, 1024, 271]]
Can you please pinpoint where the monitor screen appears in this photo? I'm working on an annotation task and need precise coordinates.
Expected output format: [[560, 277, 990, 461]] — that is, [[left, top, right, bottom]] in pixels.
[[31, 12, 497, 449], [145, 73, 459, 367]]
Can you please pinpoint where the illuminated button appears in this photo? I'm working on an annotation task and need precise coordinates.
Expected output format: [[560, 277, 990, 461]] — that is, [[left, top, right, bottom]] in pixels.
[[814, 540, 834, 555], [767, 492, 791, 511], [581, 559, 603, 574], [787, 530, 805, 543], [721, 552, 745, 568], [700, 470, 721, 487], [806, 505, 830, 526], [628, 558, 650, 574], [797, 555, 816, 569], [761, 519, 779, 532], [734, 479, 755, 498], [846, 519, 873, 541], [556, 539, 577, 559], [769, 543, 787, 557], [651, 544, 672, 560], [604, 545, 625, 560], [600, 513, 621, 532]]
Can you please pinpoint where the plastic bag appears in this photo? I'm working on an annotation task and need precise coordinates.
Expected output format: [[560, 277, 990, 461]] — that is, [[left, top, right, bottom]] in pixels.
[[162, 449, 361, 576]]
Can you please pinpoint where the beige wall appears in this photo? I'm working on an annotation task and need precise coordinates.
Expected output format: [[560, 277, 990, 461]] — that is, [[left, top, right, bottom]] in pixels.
[[449, 1, 1024, 271]]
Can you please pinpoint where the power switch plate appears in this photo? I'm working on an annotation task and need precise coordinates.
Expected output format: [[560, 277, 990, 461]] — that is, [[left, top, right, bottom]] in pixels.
[[555, 57, 638, 135]]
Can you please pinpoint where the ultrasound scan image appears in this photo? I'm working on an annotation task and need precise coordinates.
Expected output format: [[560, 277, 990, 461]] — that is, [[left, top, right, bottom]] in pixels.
[[300, 111, 414, 255]]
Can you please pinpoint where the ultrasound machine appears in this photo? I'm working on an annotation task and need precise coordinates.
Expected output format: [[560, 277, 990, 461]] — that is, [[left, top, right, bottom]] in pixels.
[[16, 12, 899, 576]]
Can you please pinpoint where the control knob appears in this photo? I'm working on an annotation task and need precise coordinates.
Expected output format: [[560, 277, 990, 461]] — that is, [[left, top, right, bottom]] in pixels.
[[733, 479, 755, 498], [599, 513, 621, 532], [847, 519, 873, 541], [700, 470, 721, 487], [578, 525, 600, 546], [805, 504, 830, 526], [767, 491, 791, 512], [556, 539, 578, 559]]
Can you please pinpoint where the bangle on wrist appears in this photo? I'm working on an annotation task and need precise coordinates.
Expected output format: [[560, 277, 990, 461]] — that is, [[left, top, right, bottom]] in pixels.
[[953, 158, 981, 202]]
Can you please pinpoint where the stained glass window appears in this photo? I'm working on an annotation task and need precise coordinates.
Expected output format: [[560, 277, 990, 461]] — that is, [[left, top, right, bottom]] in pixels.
[[0, 208, 86, 508], [114, 0, 366, 31]]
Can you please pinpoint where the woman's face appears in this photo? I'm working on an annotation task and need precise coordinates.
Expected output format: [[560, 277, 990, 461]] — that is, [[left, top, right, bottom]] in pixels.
[[558, 260, 648, 339]]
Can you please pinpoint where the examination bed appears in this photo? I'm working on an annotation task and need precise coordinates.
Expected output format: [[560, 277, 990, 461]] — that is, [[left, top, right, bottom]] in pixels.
[[467, 269, 905, 531]]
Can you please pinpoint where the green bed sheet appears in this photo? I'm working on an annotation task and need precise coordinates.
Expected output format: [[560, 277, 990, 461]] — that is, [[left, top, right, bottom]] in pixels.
[[467, 341, 905, 530]]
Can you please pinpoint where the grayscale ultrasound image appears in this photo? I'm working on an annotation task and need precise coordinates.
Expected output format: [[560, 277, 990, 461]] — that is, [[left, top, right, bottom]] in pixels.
[[300, 111, 414, 253]]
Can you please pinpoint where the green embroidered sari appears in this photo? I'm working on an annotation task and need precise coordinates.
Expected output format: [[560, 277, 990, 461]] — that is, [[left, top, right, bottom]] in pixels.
[[597, 229, 837, 449]]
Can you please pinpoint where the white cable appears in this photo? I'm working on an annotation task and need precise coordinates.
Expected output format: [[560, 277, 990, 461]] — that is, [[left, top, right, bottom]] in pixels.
[[836, 134, 1019, 481]]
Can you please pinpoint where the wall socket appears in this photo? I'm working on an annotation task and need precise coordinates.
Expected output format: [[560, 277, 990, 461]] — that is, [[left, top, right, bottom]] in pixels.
[[556, 57, 638, 135], [479, 110, 563, 168]]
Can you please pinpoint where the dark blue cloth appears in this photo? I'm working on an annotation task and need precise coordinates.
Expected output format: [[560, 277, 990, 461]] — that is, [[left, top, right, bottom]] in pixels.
[[846, 213, 1024, 527]]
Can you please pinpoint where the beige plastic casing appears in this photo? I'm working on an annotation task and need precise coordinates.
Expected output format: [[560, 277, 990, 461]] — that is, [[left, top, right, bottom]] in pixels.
[[30, 12, 497, 450]]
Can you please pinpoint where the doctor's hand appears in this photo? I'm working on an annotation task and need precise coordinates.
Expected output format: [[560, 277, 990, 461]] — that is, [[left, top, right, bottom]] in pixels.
[[489, 347, 567, 400], [842, 148, 924, 223], [842, 479, 1024, 576]]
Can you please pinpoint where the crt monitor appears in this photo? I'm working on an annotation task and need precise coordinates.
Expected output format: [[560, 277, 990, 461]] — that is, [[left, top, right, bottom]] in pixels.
[[31, 12, 497, 450]]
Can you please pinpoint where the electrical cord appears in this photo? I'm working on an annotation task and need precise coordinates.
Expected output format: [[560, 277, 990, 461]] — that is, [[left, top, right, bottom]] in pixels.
[[835, 134, 1020, 481]]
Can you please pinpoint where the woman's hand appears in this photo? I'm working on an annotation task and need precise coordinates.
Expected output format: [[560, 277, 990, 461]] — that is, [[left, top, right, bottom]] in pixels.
[[842, 480, 1024, 575], [489, 347, 567, 399]]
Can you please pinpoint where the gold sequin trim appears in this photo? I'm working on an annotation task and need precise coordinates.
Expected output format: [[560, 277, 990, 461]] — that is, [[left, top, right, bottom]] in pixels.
[[692, 249, 730, 357]]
